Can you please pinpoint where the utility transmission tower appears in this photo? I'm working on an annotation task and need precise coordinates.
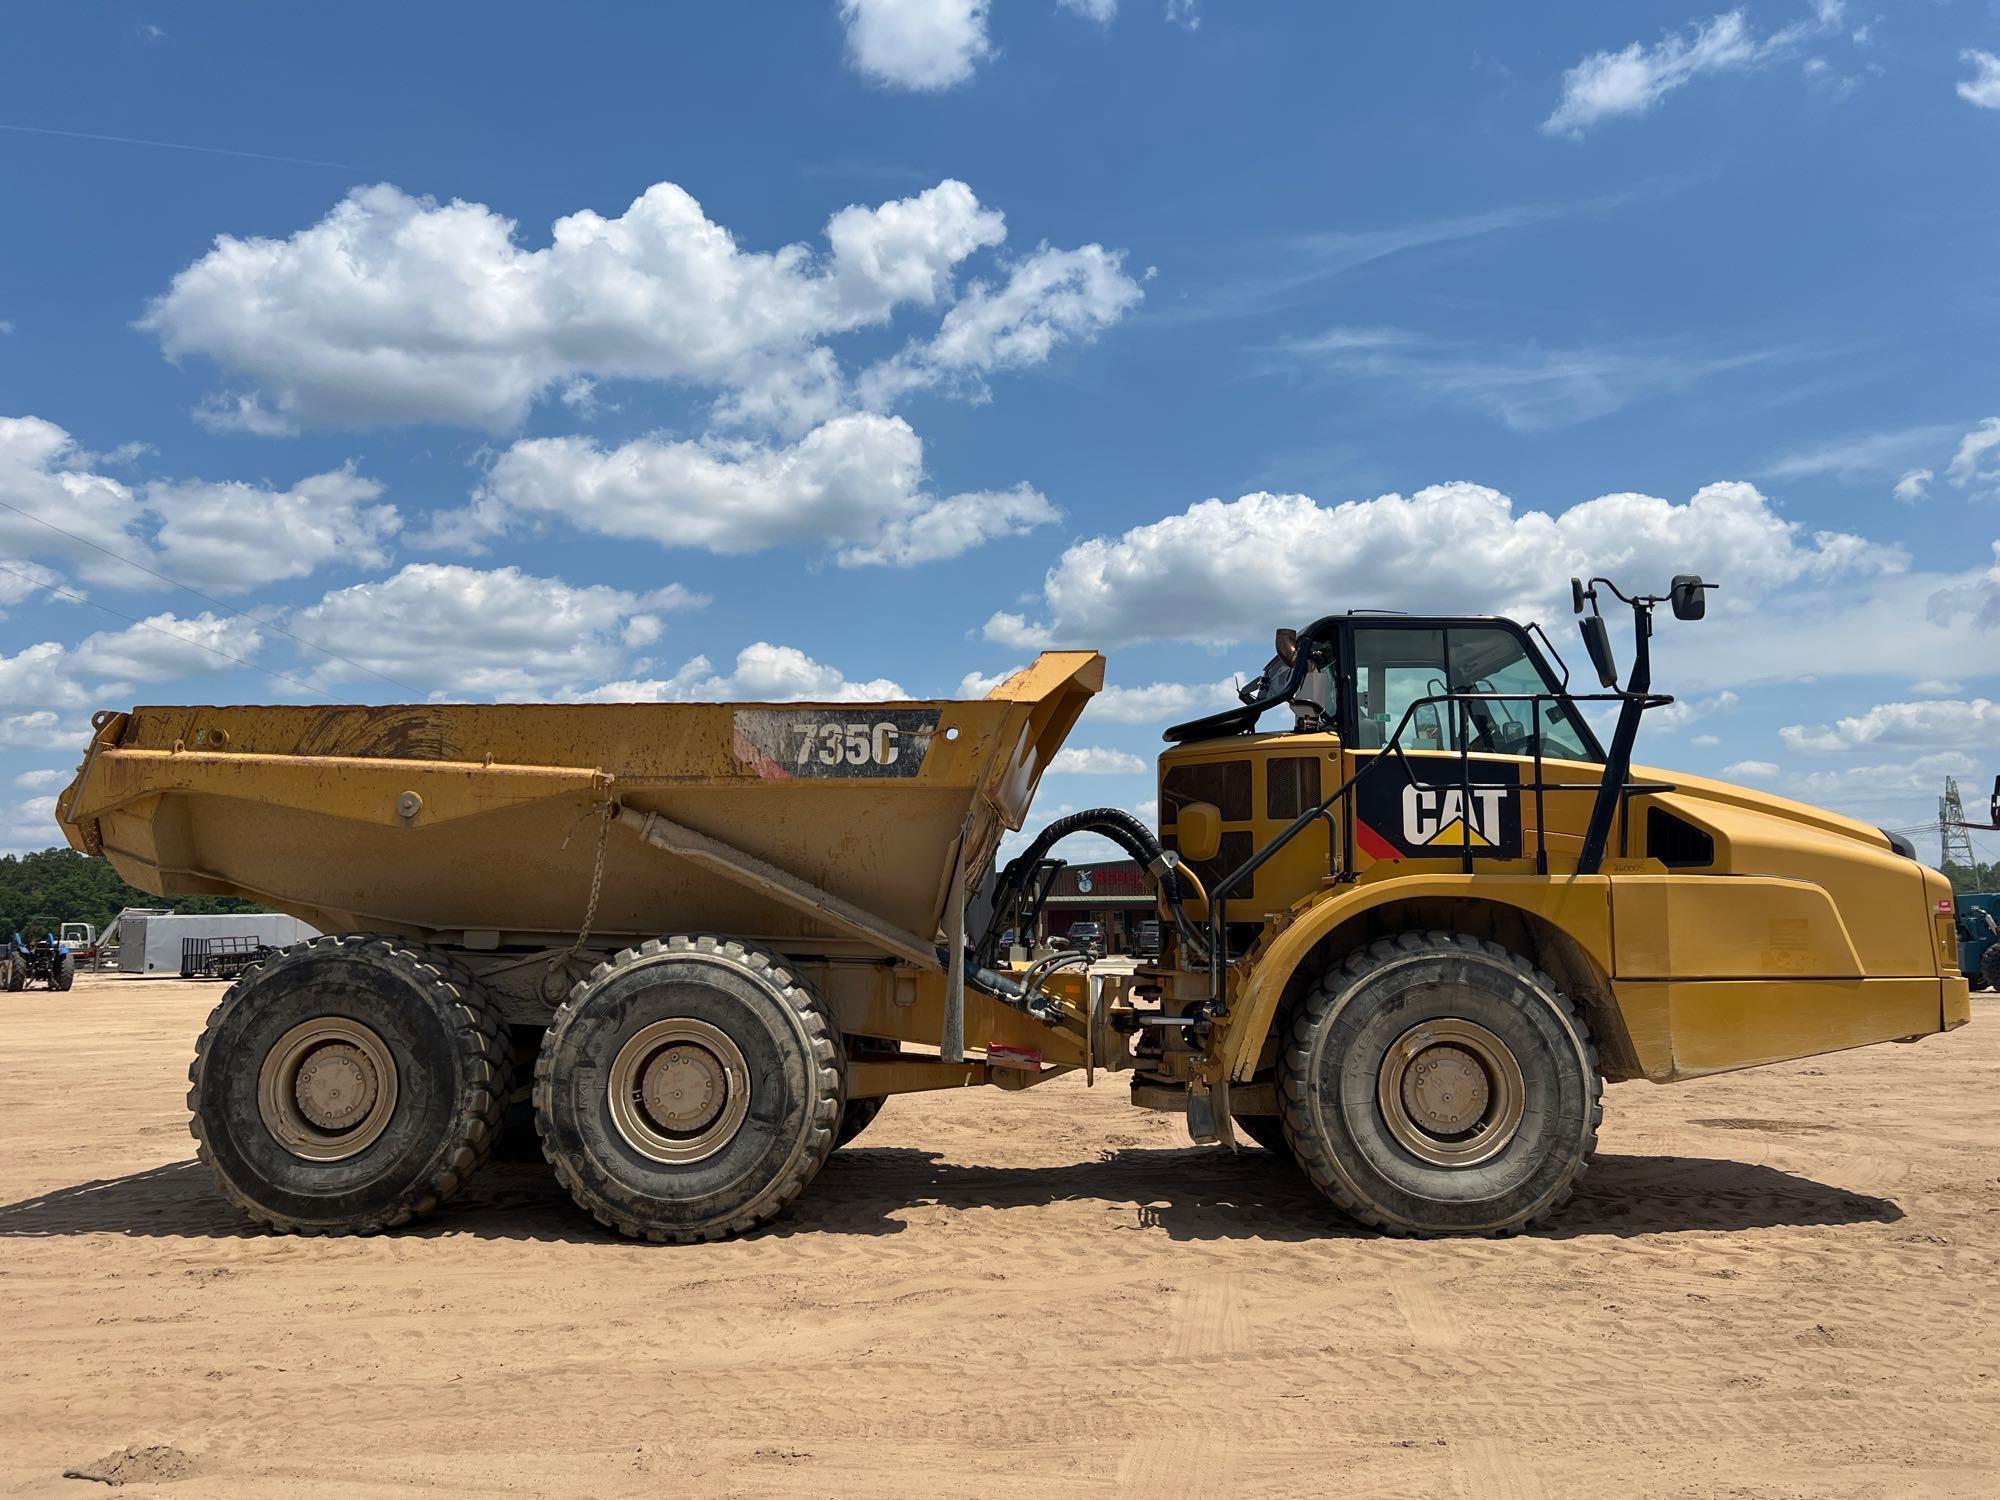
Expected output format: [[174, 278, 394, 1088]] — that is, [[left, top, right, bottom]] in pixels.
[[1940, 776, 1977, 870]]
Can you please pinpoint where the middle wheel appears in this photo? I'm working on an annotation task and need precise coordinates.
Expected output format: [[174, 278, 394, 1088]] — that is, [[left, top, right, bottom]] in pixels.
[[534, 935, 844, 1243]]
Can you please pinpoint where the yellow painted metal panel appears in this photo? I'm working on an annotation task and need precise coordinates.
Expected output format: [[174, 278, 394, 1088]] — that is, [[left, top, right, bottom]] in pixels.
[[1610, 875, 1863, 980], [1943, 975, 1972, 1031], [1615, 976, 1949, 1077], [56, 653, 1103, 950]]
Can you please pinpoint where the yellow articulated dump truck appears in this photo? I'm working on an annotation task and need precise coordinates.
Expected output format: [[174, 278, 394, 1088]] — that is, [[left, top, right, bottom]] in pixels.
[[56, 574, 1970, 1242]]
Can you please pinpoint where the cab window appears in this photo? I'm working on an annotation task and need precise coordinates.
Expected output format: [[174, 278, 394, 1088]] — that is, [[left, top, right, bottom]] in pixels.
[[1350, 625, 1597, 761], [1352, 629, 1452, 751]]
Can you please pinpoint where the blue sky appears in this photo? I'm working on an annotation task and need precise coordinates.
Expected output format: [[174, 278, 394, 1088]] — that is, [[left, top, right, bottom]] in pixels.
[[3, 1, 1999, 862]]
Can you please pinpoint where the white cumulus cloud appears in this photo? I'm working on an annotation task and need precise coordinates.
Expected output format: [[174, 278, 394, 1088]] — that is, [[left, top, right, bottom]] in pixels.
[[1946, 417, 2000, 501], [292, 564, 703, 698], [0, 793, 62, 857], [858, 244, 1145, 408], [1781, 699, 2000, 755], [1893, 468, 1932, 504], [570, 643, 905, 703], [140, 178, 1012, 434], [1, 414, 398, 595], [429, 413, 1058, 567], [1722, 759, 1779, 780], [1057, 0, 1117, 23], [839, 0, 993, 91], [1085, 678, 1243, 723], [1959, 49, 2000, 109], [986, 480, 1900, 651], [1049, 745, 1147, 774], [0, 712, 87, 751], [1544, 7, 1843, 136]]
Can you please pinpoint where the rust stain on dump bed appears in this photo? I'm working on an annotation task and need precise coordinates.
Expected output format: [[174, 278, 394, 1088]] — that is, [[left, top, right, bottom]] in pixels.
[[295, 707, 463, 762]]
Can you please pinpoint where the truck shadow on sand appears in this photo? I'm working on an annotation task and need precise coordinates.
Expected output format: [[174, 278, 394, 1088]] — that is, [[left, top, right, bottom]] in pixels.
[[0, 1147, 1901, 1245]]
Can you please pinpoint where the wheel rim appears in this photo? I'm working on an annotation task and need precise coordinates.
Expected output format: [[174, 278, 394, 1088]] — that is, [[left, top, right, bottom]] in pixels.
[[1376, 1018, 1525, 1167], [607, 1018, 751, 1164], [257, 1017, 399, 1161]]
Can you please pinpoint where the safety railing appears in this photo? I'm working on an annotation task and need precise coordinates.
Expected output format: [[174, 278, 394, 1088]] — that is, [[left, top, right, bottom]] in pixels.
[[1198, 688, 1672, 1017]]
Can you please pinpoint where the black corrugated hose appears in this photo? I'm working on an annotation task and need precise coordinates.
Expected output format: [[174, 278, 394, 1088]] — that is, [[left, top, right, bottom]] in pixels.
[[975, 807, 1209, 967]]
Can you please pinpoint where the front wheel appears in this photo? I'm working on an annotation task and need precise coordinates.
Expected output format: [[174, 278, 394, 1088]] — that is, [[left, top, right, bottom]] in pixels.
[[1279, 931, 1601, 1236]]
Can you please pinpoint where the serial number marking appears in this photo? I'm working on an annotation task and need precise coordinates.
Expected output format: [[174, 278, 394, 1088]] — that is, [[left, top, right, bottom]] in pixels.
[[793, 720, 905, 768]]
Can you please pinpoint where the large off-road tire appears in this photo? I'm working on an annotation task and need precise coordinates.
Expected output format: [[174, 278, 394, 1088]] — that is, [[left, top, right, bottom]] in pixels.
[[188, 936, 512, 1235], [534, 935, 843, 1243], [1979, 944, 2000, 993], [834, 1036, 900, 1149], [51, 952, 75, 992], [1, 957, 20, 992], [1279, 930, 1602, 1237]]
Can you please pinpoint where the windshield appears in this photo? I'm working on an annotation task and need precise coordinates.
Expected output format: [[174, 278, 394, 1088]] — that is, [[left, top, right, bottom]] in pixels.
[[1351, 624, 1598, 761]]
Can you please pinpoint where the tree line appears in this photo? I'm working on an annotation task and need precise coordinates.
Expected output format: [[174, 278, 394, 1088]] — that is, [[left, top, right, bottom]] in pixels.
[[0, 847, 262, 938], [1944, 862, 2000, 896]]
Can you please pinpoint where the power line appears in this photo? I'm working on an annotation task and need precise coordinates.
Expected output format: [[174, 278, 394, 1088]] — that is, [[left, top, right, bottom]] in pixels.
[[0, 497, 422, 694], [0, 121, 359, 171], [0, 561, 322, 697]]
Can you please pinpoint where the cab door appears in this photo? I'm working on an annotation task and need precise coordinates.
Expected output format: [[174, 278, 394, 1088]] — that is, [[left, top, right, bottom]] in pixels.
[[1340, 622, 1602, 872]]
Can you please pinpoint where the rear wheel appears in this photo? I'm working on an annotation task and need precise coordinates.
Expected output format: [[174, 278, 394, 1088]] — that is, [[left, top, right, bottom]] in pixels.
[[188, 936, 512, 1234], [1, 957, 19, 992], [1980, 945, 2000, 993], [534, 936, 843, 1243], [1279, 931, 1601, 1236], [51, 952, 74, 992]]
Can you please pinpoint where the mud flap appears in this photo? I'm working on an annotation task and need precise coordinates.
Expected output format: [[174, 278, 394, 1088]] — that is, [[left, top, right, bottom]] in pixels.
[[1186, 1079, 1236, 1148]]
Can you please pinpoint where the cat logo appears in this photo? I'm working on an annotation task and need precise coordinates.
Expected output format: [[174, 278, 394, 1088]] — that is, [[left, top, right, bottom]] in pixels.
[[1354, 758, 1523, 861], [1403, 784, 1509, 847]]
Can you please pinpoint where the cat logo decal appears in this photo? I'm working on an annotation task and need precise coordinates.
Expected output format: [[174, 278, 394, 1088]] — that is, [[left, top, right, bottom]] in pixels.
[[1354, 759, 1522, 861]]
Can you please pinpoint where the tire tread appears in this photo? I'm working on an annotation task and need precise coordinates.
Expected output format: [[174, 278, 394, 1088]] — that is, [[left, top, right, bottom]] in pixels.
[[1277, 929, 1603, 1237], [187, 934, 513, 1236]]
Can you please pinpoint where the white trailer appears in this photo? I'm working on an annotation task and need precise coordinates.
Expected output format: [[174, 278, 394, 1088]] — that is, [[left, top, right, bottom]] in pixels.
[[119, 912, 318, 975]]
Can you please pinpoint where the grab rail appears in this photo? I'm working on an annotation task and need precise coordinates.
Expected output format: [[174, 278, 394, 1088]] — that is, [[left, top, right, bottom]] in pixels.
[[1198, 688, 1672, 1018]]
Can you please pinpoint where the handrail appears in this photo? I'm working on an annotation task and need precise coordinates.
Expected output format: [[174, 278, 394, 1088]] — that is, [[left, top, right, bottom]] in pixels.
[[1199, 687, 1672, 1019]]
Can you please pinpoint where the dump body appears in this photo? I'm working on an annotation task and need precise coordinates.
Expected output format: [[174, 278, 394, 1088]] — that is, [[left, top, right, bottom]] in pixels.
[[57, 653, 1103, 955]]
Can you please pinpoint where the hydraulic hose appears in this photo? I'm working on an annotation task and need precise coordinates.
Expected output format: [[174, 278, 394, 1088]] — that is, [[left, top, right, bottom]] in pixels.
[[976, 806, 1210, 966]]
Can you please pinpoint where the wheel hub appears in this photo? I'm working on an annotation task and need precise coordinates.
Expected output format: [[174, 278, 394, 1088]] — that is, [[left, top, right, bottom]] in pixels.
[[640, 1044, 726, 1133], [258, 1018, 399, 1162], [1399, 1043, 1489, 1136], [1376, 1018, 1525, 1167], [608, 1018, 751, 1164], [294, 1042, 378, 1131]]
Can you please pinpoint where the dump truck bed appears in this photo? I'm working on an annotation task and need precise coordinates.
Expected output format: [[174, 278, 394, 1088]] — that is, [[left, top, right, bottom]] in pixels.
[[57, 653, 1103, 953]]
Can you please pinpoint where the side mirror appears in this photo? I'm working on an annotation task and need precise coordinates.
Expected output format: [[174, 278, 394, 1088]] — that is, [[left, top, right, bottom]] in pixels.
[[1176, 801, 1222, 863], [1570, 577, 1587, 614], [1580, 615, 1619, 689], [1670, 574, 1708, 621]]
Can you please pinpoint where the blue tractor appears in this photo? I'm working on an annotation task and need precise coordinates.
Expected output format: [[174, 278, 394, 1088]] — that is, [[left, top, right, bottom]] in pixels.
[[2, 923, 75, 992], [1955, 892, 2000, 991]]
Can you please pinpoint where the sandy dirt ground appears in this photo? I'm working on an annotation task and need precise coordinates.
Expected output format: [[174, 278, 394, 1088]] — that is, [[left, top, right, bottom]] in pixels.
[[1, 975, 1994, 1498]]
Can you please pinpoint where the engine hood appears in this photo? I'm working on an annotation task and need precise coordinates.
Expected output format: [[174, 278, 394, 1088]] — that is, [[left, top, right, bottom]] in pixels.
[[1631, 762, 1947, 978]]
